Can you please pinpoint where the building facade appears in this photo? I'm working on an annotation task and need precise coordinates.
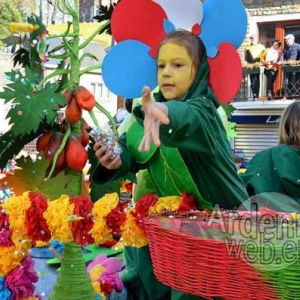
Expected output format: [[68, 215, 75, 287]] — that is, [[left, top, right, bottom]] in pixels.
[[79, 0, 100, 23], [232, 0, 300, 162]]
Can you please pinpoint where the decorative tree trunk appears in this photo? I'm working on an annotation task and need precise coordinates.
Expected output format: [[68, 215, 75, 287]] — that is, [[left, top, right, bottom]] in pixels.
[[49, 242, 96, 300], [49, 0, 98, 298]]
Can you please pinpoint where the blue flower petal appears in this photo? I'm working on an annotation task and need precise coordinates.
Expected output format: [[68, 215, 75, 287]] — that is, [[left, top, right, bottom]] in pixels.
[[102, 40, 157, 99], [200, 0, 247, 50], [163, 19, 175, 34], [205, 45, 219, 59], [0, 277, 11, 300]]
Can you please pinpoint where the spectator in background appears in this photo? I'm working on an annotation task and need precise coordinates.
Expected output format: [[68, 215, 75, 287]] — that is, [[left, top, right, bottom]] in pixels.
[[260, 40, 282, 100], [280, 34, 300, 97], [281, 34, 300, 61], [244, 34, 265, 100], [234, 155, 244, 171]]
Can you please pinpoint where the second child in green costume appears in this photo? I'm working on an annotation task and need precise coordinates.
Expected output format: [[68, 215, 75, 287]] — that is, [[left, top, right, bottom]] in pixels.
[[241, 101, 300, 209], [92, 30, 249, 299]]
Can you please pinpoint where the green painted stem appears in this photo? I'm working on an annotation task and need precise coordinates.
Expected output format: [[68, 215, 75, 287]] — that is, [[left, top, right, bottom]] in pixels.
[[89, 110, 100, 128], [46, 124, 71, 180], [49, 242, 96, 300], [95, 102, 117, 136], [49, 1, 96, 299]]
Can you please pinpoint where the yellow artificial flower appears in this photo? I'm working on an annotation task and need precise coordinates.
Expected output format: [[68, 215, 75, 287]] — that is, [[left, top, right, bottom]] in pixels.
[[35, 240, 50, 247], [112, 240, 124, 251], [149, 195, 182, 214], [290, 212, 299, 221], [120, 210, 148, 248], [92, 193, 119, 218], [10, 231, 31, 252], [0, 246, 24, 277], [89, 265, 105, 281], [90, 219, 113, 245], [43, 194, 74, 243], [2, 192, 31, 237], [22, 297, 41, 300]]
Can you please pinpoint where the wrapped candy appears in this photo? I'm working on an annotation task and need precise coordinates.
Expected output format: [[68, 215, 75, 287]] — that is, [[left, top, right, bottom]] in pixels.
[[89, 126, 122, 159]]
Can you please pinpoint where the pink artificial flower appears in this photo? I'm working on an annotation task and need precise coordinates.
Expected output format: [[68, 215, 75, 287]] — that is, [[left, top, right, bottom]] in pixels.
[[5, 256, 38, 300]]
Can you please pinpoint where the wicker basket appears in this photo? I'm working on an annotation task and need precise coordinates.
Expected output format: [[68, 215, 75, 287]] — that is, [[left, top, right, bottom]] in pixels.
[[143, 212, 300, 300]]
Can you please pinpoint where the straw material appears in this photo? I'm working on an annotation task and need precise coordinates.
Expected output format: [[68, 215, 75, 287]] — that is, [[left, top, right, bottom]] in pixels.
[[144, 217, 280, 300], [49, 242, 96, 300]]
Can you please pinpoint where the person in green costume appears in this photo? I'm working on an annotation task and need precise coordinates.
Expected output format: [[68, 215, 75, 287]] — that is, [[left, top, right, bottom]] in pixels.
[[92, 30, 249, 299], [241, 101, 300, 209]]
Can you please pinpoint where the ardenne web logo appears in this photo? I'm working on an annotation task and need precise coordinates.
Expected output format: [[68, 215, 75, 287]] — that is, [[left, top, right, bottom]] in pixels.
[[207, 193, 300, 271]]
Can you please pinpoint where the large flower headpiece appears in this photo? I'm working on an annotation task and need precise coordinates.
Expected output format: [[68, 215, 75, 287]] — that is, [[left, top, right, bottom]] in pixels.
[[102, 0, 247, 104]]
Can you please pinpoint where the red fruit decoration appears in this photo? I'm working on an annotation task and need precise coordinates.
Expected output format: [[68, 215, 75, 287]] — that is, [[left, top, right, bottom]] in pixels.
[[65, 134, 88, 171], [42, 132, 66, 176], [43, 132, 64, 159], [63, 89, 74, 104], [80, 120, 90, 147], [36, 130, 53, 152], [65, 97, 83, 124], [74, 86, 96, 111]]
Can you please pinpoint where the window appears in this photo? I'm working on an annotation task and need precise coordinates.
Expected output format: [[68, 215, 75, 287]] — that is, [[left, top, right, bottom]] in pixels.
[[90, 6, 94, 21], [258, 23, 276, 48], [82, 8, 87, 22]]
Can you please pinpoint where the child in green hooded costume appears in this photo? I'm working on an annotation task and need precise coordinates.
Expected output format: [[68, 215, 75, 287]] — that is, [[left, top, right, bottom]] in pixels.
[[92, 30, 248, 299], [241, 101, 300, 210]]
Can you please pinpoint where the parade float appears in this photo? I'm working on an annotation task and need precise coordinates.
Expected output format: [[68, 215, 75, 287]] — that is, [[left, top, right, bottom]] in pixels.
[[1, 0, 300, 300]]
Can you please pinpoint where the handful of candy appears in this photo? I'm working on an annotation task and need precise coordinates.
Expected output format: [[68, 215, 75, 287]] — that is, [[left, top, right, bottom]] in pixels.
[[89, 127, 122, 159]]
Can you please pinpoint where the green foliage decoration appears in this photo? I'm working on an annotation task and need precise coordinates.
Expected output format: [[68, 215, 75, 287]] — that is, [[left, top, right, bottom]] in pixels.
[[0, 67, 66, 137]]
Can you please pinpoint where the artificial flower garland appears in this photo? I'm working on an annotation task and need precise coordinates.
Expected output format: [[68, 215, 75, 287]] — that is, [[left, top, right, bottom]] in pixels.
[[1, 190, 198, 298], [2, 191, 198, 250], [0, 194, 41, 299]]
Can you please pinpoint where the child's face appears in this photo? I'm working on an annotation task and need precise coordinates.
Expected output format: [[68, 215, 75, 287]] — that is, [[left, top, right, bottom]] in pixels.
[[157, 43, 196, 100]]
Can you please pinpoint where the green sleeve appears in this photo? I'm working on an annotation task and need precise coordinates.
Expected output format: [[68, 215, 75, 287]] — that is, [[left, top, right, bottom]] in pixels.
[[133, 98, 218, 155], [91, 133, 143, 186], [160, 98, 218, 154], [240, 149, 274, 196]]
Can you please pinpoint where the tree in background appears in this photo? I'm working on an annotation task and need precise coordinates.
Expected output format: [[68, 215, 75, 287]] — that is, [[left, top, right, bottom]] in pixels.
[[0, 0, 23, 47]]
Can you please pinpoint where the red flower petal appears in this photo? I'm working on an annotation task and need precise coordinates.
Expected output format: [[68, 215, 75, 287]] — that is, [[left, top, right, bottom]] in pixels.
[[69, 195, 95, 246], [111, 0, 167, 49]]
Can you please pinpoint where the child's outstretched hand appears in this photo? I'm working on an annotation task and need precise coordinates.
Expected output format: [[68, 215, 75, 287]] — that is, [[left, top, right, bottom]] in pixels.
[[138, 86, 170, 152]]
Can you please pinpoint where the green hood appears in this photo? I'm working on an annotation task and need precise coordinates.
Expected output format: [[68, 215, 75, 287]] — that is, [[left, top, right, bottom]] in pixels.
[[153, 53, 220, 109], [241, 144, 300, 208]]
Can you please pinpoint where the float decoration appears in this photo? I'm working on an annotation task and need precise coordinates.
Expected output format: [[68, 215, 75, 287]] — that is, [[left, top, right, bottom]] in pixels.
[[0, 0, 118, 298], [102, 0, 247, 104]]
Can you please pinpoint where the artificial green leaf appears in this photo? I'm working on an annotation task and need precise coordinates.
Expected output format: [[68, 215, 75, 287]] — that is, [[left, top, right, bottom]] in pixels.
[[126, 121, 212, 209], [227, 121, 237, 139], [0, 68, 66, 137], [222, 103, 235, 118], [0, 154, 73, 201], [132, 170, 156, 203], [127, 122, 157, 164], [149, 148, 212, 210]]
